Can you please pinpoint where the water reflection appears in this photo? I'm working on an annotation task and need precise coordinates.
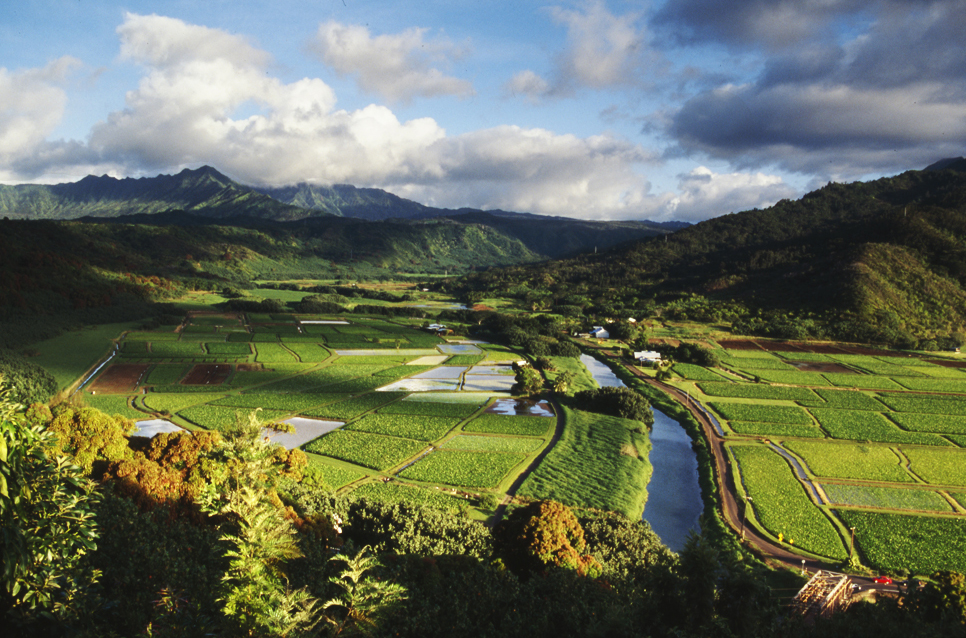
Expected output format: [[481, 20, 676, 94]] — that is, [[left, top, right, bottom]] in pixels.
[[578, 353, 703, 551], [486, 398, 555, 417]]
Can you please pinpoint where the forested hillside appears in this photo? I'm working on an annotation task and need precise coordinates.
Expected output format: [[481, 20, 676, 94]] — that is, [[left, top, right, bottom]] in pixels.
[[446, 163, 966, 346]]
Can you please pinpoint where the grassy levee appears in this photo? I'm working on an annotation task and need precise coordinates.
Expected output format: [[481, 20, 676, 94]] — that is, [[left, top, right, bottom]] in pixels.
[[542, 355, 598, 393], [588, 355, 737, 553], [517, 404, 651, 519]]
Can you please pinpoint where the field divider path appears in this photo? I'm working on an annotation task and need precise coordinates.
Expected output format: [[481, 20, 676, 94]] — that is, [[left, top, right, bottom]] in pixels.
[[629, 369, 842, 573], [488, 396, 565, 528]]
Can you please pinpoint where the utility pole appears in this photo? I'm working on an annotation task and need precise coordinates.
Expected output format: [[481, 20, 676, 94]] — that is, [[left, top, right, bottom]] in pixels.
[[849, 526, 856, 562]]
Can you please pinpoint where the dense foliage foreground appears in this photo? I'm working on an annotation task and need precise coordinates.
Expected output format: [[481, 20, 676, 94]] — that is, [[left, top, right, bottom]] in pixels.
[[1, 366, 965, 637]]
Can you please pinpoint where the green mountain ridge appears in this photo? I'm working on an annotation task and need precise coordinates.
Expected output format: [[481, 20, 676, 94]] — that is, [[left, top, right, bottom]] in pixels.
[[447, 160, 966, 344], [0, 166, 310, 221]]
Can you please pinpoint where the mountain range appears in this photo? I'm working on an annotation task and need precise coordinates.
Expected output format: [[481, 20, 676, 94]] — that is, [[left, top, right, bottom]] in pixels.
[[0, 165, 685, 229]]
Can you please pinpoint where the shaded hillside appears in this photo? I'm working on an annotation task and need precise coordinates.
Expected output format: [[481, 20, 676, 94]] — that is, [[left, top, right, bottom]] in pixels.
[[447, 163, 966, 344], [0, 214, 545, 320], [2, 167, 678, 257], [0, 166, 310, 221]]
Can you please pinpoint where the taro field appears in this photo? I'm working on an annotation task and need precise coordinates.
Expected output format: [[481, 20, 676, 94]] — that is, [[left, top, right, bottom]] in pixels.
[[77, 310, 557, 519], [672, 339, 966, 574]]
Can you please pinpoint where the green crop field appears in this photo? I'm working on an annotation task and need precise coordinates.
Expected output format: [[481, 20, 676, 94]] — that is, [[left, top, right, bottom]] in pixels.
[[878, 394, 966, 416], [144, 364, 189, 386], [210, 392, 344, 412], [721, 357, 794, 370], [517, 406, 651, 519], [442, 435, 544, 454], [777, 353, 835, 362], [782, 440, 914, 482], [125, 330, 180, 341], [463, 413, 554, 437], [722, 350, 784, 360], [730, 445, 848, 559], [398, 450, 525, 488], [205, 342, 253, 356], [323, 376, 394, 394], [84, 394, 146, 420], [28, 322, 140, 391], [302, 392, 407, 420], [839, 510, 966, 574], [377, 400, 480, 419], [149, 341, 206, 357], [177, 405, 288, 431], [903, 447, 966, 486], [893, 378, 966, 393], [345, 414, 462, 441], [698, 382, 817, 402], [728, 421, 825, 438], [254, 343, 299, 363], [822, 484, 953, 512], [672, 363, 726, 381], [822, 374, 903, 390], [142, 392, 227, 414], [304, 430, 426, 471], [349, 481, 470, 510], [710, 403, 813, 425], [302, 455, 366, 489], [810, 409, 951, 445], [750, 370, 831, 386], [812, 388, 887, 411], [228, 368, 300, 388]]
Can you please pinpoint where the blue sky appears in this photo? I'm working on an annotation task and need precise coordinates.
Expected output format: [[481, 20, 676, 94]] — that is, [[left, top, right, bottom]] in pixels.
[[2, 0, 964, 221]]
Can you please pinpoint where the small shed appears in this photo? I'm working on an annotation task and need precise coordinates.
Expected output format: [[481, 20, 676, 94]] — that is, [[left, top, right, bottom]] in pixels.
[[589, 326, 610, 339], [634, 351, 663, 363]]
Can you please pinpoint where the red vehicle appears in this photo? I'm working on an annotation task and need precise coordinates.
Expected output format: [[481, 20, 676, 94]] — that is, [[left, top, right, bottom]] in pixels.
[[872, 576, 893, 585]]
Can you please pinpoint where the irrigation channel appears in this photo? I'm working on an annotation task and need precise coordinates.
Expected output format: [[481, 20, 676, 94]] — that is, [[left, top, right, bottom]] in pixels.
[[579, 354, 703, 551]]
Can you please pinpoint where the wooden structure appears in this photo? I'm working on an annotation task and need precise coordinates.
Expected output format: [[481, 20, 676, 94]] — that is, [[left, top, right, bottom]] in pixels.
[[791, 570, 853, 619]]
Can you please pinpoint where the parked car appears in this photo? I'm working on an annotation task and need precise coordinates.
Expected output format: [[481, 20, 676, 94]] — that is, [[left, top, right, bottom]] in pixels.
[[873, 575, 893, 585]]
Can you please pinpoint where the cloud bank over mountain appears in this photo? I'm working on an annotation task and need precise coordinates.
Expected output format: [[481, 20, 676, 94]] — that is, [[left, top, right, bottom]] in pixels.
[[0, 1, 963, 221]]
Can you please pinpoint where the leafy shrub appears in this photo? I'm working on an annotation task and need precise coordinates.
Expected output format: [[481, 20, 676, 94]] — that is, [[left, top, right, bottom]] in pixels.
[[573, 386, 654, 427]]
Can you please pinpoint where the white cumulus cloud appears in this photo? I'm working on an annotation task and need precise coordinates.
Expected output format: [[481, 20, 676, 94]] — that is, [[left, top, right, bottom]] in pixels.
[[0, 57, 82, 180], [309, 21, 474, 103], [659, 166, 797, 221]]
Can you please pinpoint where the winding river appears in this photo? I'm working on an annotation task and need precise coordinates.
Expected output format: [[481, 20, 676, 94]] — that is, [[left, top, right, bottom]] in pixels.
[[579, 354, 703, 551]]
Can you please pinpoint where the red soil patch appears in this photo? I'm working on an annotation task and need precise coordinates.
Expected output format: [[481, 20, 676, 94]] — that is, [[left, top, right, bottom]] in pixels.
[[836, 345, 904, 356], [91, 364, 150, 393], [927, 359, 966, 369], [756, 341, 811, 353], [471, 304, 495, 311], [183, 364, 232, 386], [788, 361, 856, 373], [799, 343, 851, 354], [648, 337, 681, 347]]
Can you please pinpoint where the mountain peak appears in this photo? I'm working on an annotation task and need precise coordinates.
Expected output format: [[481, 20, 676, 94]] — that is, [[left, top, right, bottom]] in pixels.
[[925, 157, 966, 172]]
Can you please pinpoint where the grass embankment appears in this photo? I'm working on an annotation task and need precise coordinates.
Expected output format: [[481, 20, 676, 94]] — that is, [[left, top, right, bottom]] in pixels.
[[584, 354, 740, 553], [543, 355, 598, 393], [517, 404, 651, 519]]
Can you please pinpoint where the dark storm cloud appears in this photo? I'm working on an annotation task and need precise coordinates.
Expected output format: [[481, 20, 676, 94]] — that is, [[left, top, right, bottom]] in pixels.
[[666, 0, 966, 178], [651, 0, 872, 49]]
